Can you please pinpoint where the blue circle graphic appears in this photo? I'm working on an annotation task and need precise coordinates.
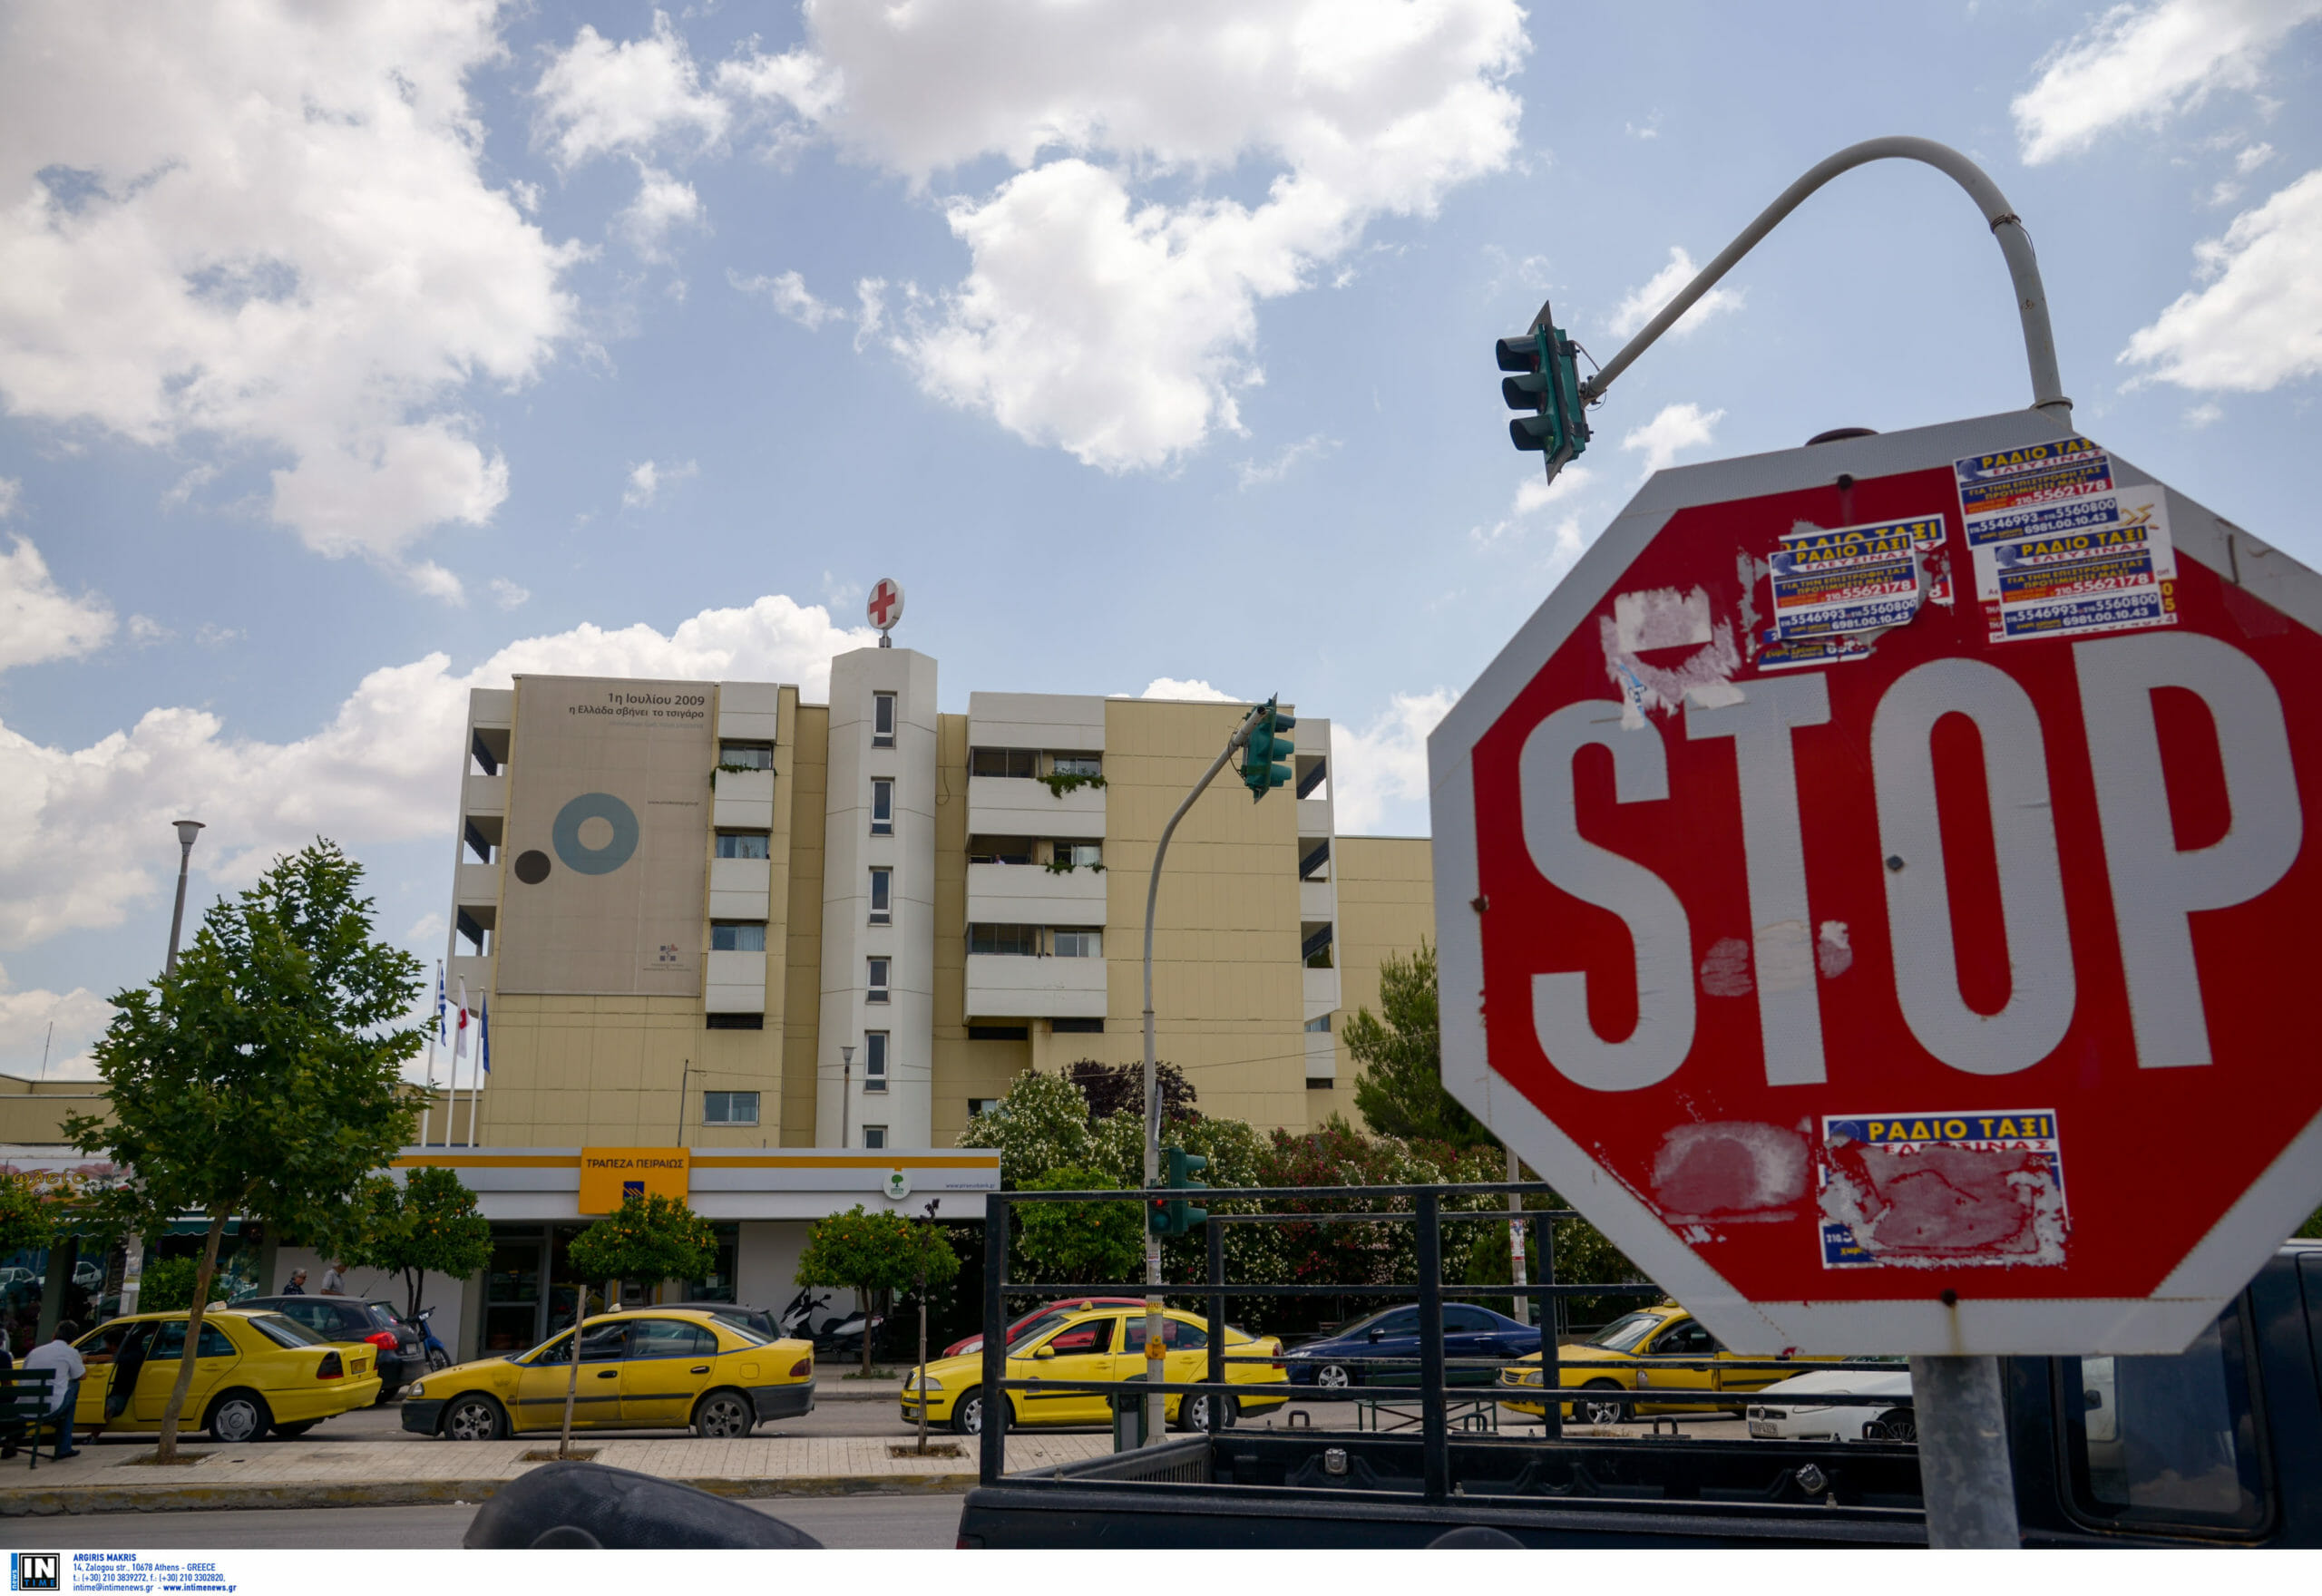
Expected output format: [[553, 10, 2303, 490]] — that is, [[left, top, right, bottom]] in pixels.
[[551, 793, 639, 876]]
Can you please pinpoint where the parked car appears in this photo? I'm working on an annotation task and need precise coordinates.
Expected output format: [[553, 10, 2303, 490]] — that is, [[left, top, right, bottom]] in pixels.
[[1497, 1304, 1840, 1424], [69, 1309, 381, 1441], [657, 1301, 779, 1341], [238, 1295, 428, 1402], [404, 1309, 815, 1441], [1283, 1303, 1541, 1388], [1744, 1362, 1915, 1442], [905, 1305, 1286, 1435], [943, 1298, 1148, 1359]]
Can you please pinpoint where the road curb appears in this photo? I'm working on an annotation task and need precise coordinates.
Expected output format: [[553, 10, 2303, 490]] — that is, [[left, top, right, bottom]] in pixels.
[[0, 1471, 978, 1518]]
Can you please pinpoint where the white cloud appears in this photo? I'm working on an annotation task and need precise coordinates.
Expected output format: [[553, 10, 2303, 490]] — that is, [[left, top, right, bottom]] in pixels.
[[2186, 401, 2224, 426], [488, 578, 531, 610], [0, 962, 111, 1081], [0, 3, 581, 566], [0, 594, 877, 949], [1473, 462, 1593, 549], [2014, 0, 2322, 164], [730, 268, 844, 330], [126, 615, 171, 646], [1608, 247, 1741, 340], [1237, 433, 1337, 490], [615, 163, 706, 259], [532, 14, 730, 170], [622, 457, 698, 508], [2238, 141, 2278, 174], [1332, 688, 1457, 834], [2122, 170, 2322, 391], [407, 561, 466, 606], [0, 477, 16, 518], [1622, 402, 1723, 476], [1137, 677, 1236, 703], [193, 623, 243, 648], [0, 537, 114, 671]]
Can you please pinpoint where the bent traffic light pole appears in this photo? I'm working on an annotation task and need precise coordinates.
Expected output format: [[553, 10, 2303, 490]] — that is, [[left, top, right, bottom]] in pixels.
[[1574, 134, 2072, 429]]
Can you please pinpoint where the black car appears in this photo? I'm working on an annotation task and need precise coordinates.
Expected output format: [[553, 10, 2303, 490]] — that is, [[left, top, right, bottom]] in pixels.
[[1282, 1303, 1541, 1387], [240, 1295, 428, 1401], [659, 1302, 780, 1341]]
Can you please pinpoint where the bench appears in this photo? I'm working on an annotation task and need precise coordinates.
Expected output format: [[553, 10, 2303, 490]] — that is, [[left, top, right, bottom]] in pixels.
[[0, 1369, 73, 1468]]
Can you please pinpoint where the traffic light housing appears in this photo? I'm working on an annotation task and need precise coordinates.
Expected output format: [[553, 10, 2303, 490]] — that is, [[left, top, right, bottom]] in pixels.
[[1498, 310, 1589, 482], [1148, 1146, 1210, 1238], [1241, 696, 1296, 801]]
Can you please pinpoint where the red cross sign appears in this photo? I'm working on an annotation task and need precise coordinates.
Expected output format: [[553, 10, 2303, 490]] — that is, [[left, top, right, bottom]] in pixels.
[[1429, 410, 2322, 1356], [867, 578, 904, 631]]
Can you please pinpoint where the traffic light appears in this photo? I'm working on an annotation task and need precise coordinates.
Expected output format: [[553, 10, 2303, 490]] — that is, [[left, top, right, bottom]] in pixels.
[[1148, 1146, 1210, 1238], [1241, 696, 1296, 801], [1498, 307, 1589, 481]]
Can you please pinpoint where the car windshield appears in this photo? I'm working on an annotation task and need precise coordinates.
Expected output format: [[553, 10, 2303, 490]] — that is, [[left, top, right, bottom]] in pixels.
[[247, 1314, 325, 1349], [1006, 1312, 1081, 1354], [1585, 1312, 1668, 1353], [366, 1303, 406, 1328]]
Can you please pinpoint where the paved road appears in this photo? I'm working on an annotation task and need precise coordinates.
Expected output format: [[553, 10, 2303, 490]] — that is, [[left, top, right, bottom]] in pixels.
[[4, 1494, 966, 1550]]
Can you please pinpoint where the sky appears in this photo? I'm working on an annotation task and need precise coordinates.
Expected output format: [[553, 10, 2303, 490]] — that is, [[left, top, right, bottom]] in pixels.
[[2, 0, 2317, 1081]]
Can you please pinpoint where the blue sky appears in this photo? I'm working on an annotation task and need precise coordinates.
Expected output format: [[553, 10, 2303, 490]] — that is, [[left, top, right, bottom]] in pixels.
[[2, 0, 2317, 1077]]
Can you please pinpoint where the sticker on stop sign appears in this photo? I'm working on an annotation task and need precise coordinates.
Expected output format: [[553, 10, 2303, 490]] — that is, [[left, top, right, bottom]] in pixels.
[[1429, 411, 2322, 1355]]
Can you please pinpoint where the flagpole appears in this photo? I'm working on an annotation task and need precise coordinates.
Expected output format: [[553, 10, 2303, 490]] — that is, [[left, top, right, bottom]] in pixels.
[[470, 998, 487, 1148], [422, 962, 441, 1147]]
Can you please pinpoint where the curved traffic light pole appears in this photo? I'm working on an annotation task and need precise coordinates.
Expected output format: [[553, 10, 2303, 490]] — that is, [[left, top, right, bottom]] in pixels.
[[1570, 135, 2073, 427], [1137, 701, 1266, 1443]]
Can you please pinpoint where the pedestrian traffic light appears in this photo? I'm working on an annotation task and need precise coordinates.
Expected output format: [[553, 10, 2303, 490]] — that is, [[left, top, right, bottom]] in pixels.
[[1241, 697, 1296, 801], [1149, 1146, 1210, 1237], [1498, 307, 1589, 482]]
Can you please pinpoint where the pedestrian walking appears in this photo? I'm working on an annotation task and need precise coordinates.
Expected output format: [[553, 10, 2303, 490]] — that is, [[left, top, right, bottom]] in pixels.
[[319, 1260, 346, 1296], [22, 1319, 85, 1461], [282, 1269, 308, 1295]]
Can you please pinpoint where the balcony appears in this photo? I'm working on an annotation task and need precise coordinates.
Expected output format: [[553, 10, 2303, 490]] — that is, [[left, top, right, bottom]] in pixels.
[[1296, 795, 1332, 840], [1299, 878, 1336, 921], [964, 953, 1107, 1020], [447, 954, 493, 1002], [463, 771, 506, 819], [966, 861, 1106, 924], [1303, 965, 1341, 1020], [713, 767, 775, 830], [705, 949, 766, 1014], [1304, 1026, 1336, 1084], [454, 861, 500, 911], [709, 858, 772, 920], [969, 774, 1103, 839]]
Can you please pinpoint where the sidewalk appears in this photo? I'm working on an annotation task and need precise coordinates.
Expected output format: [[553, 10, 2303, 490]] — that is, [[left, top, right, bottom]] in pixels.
[[0, 1431, 1107, 1518]]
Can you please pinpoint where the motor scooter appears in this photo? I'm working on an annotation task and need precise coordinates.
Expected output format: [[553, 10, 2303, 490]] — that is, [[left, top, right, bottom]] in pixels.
[[410, 1305, 454, 1371]]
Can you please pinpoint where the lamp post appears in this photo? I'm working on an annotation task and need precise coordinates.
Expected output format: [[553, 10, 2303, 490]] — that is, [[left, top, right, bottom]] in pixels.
[[163, 819, 205, 976], [839, 1045, 854, 1150]]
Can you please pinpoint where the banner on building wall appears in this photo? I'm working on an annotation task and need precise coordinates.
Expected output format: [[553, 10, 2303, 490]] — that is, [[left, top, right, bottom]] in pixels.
[[578, 1147, 693, 1213], [496, 675, 713, 996]]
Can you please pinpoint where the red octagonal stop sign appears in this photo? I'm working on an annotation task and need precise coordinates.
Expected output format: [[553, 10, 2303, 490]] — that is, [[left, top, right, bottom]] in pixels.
[[1429, 410, 2322, 1355]]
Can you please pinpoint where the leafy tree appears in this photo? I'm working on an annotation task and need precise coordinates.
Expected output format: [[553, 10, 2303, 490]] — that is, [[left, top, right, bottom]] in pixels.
[[0, 1170, 56, 1257], [2299, 1204, 2322, 1241], [795, 1204, 960, 1377], [132, 1255, 202, 1314], [567, 1192, 718, 1301], [1014, 1168, 1145, 1286], [961, 1070, 1098, 1188], [338, 1167, 493, 1320], [68, 839, 421, 1459], [1063, 1059, 1197, 1124], [1346, 943, 1492, 1151]]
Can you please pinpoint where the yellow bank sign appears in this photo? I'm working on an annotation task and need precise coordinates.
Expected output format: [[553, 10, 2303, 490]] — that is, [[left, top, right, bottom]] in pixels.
[[578, 1146, 691, 1213]]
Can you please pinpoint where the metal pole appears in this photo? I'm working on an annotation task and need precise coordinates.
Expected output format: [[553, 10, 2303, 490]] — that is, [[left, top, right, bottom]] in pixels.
[[1142, 703, 1265, 1445], [1909, 1354, 2022, 1547], [1415, 1192, 1449, 1503], [1205, 1218, 1226, 1438], [1576, 135, 2072, 428], [163, 820, 204, 976], [420, 962, 439, 1147], [979, 1192, 1007, 1485], [839, 1045, 854, 1150], [1505, 1145, 1528, 1328], [1537, 1212, 1561, 1439]]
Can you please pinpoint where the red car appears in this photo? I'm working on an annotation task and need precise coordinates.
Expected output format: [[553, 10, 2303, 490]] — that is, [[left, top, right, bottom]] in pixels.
[[941, 1298, 1148, 1358]]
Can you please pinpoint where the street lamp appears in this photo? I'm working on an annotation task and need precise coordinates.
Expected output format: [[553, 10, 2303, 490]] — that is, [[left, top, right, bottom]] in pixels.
[[164, 819, 205, 976], [839, 1045, 854, 1150]]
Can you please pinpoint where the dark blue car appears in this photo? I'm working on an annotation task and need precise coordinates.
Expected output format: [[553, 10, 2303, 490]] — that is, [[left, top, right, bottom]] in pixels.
[[1282, 1304, 1541, 1388]]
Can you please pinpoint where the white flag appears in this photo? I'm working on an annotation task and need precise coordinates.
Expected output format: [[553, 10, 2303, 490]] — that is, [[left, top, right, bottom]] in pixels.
[[454, 977, 471, 1060]]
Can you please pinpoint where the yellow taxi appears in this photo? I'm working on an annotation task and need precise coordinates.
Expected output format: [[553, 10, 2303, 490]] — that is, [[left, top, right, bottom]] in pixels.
[[903, 1305, 1288, 1435], [72, 1308, 382, 1443], [1498, 1304, 1839, 1425], [403, 1309, 815, 1440]]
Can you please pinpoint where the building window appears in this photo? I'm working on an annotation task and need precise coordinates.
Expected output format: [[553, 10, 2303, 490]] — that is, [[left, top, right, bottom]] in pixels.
[[710, 922, 766, 952], [1304, 1014, 1332, 1033], [706, 1013, 764, 1030], [872, 692, 897, 748], [716, 832, 771, 860], [868, 867, 892, 925], [1051, 840, 1101, 869], [864, 1031, 888, 1092], [968, 923, 1039, 957], [866, 957, 891, 1004], [971, 747, 1039, 778], [1051, 1017, 1103, 1035], [1051, 754, 1101, 777], [718, 742, 774, 770], [862, 1125, 887, 1150], [966, 1098, 999, 1118], [967, 1025, 1029, 1042], [968, 838, 1034, 865], [871, 778, 894, 835], [703, 1090, 760, 1125], [1052, 929, 1101, 958]]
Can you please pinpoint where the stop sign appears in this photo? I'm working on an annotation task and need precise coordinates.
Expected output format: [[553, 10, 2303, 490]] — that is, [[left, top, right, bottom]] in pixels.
[[1429, 410, 2322, 1355]]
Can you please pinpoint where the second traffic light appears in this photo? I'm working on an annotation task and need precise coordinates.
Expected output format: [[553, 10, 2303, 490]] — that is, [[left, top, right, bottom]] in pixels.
[[1148, 1146, 1210, 1238], [1498, 309, 1589, 482], [1241, 696, 1296, 801]]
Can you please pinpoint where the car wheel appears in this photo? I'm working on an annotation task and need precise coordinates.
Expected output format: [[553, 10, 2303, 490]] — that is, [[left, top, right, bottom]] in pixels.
[[1868, 1406, 1917, 1444], [1179, 1392, 1238, 1432], [951, 1387, 1009, 1436], [1576, 1383, 1629, 1426], [205, 1390, 271, 1445], [271, 1420, 318, 1439], [1314, 1364, 1354, 1390], [427, 1348, 452, 1373], [693, 1389, 756, 1439], [443, 1395, 507, 1441]]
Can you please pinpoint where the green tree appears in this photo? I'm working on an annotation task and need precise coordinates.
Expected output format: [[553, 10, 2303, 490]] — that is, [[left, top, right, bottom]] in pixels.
[[1347, 943, 1491, 1150], [132, 1255, 202, 1314], [67, 839, 422, 1459], [960, 1069, 1098, 1188], [2298, 1204, 2322, 1241], [338, 1166, 494, 1320], [566, 1192, 718, 1301], [1014, 1167, 1145, 1285], [795, 1204, 960, 1377], [0, 1170, 56, 1257]]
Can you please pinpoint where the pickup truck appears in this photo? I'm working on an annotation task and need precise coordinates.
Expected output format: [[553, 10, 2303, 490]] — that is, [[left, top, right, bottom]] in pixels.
[[954, 1241, 2322, 1548]]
